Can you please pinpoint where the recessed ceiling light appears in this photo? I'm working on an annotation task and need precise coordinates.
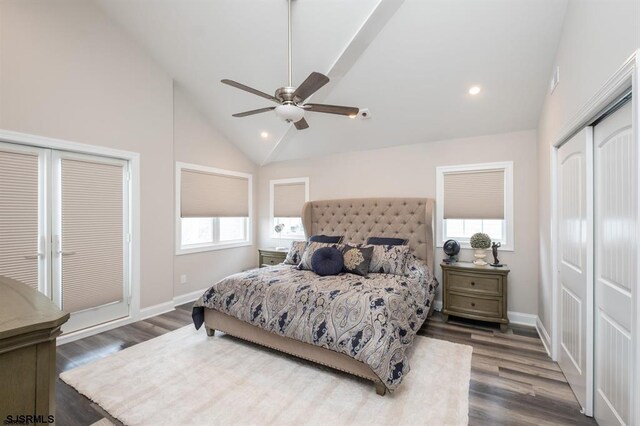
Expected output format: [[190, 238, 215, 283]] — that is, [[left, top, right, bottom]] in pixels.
[[469, 86, 482, 96], [260, 131, 269, 138]]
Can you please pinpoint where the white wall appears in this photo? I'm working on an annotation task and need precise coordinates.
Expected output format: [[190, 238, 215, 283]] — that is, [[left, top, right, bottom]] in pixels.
[[172, 86, 258, 297], [0, 0, 259, 310], [259, 130, 539, 316], [537, 0, 640, 336], [0, 0, 174, 308]]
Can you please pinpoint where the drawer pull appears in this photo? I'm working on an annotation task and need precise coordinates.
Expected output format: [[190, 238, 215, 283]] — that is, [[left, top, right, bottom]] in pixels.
[[470, 302, 476, 307], [471, 282, 475, 286]]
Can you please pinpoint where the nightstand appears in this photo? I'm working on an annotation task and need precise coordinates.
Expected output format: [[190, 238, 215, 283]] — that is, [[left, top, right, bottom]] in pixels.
[[441, 261, 510, 332], [258, 248, 288, 267]]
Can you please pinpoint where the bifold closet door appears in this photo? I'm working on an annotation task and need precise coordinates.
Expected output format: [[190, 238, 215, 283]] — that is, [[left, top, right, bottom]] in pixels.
[[52, 151, 130, 334], [0, 142, 47, 294], [557, 128, 592, 414], [594, 100, 635, 426]]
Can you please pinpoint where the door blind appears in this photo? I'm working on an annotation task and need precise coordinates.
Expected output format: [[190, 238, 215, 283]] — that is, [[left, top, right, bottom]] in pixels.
[[0, 149, 39, 289], [61, 158, 125, 313]]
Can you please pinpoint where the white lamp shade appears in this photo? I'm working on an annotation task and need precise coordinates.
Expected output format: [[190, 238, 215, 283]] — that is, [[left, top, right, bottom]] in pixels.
[[275, 104, 304, 122]]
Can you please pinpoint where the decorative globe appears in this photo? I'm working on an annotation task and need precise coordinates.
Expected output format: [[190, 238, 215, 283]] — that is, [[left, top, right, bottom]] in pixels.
[[443, 239, 460, 257]]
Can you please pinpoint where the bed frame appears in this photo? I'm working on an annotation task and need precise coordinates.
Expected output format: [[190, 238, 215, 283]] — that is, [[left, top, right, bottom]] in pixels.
[[204, 197, 435, 395]]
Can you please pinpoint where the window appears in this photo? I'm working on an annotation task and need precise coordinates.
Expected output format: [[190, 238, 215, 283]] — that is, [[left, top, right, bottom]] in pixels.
[[270, 177, 309, 240], [176, 162, 252, 254], [436, 161, 513, 250]]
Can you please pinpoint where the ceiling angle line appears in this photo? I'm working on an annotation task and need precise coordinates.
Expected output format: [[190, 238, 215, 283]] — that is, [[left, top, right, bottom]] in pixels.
[[261, 0, 405, 165]]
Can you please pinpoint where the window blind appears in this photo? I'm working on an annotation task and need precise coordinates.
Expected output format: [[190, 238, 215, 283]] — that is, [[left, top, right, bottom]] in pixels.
[[61, 158, 124, 313], [443, 169, 505, 219], [0, 149, 39, 289], [273, 182, 305, 217], [181, 169, 249, 218]]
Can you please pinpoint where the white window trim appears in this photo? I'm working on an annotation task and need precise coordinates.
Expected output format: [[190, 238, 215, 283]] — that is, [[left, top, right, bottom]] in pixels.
[[436, 161, 514, 251], [175, 162, 253, 255], [269, 177, 309, 240]]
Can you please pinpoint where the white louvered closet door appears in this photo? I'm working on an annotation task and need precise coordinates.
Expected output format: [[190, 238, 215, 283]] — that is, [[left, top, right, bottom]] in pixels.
[[0, 142, 47, 294], [52, 151, 130, 334]]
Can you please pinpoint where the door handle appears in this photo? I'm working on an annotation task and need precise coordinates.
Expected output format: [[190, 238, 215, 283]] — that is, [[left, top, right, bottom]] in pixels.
[[54, 235, 76, 256], [25, 236, 47, 260], [24, 253, 44, 260]]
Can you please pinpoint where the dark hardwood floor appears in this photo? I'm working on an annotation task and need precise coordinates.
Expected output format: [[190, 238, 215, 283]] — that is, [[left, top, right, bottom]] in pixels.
[[56, 305, 596, 426], [419, 315, 596, 426]]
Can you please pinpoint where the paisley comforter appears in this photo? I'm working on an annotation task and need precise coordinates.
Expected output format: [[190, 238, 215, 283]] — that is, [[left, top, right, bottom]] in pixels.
[[192, 256, 438, 391]]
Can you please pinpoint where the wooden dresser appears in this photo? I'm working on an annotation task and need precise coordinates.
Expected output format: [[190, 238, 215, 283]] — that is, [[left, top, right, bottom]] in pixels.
[[0, 276, 69, 421], [441, 262, 510, 332], [258, 248, 288, 267]]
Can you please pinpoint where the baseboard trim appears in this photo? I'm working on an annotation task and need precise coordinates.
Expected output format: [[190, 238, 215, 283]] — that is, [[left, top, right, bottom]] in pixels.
[[58, 290, 207, 346], [173, 288, 208, 306], [139, 301, 176, 321], [57, 316, 136, 346], [536, 317, 552, 357], [507, 311, 537, 327]]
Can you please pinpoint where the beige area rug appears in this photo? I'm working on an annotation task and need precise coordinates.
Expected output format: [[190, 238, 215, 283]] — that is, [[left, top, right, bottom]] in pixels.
[[61, 326, 472, 426]]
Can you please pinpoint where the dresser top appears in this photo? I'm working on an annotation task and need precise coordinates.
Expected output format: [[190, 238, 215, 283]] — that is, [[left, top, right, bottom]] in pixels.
[[441, 261, 510, 274], [0, 276, 70, 340]]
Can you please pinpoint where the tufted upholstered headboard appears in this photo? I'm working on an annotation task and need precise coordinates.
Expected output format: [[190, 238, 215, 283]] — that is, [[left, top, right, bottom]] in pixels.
[[301, 198, 435, 271]]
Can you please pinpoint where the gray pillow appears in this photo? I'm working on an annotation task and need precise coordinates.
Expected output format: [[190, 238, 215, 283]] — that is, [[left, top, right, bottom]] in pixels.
[[366, 237, 408, 246], [368, 244, 411, 275], [309, 235, 344, 244], [284, 240, 307, 265]]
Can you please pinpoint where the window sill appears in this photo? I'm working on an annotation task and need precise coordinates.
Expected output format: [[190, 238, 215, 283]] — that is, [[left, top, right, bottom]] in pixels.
[[270, 234, 306, 241], [176, 241, 252, 255], [436, 241, 514, 252]]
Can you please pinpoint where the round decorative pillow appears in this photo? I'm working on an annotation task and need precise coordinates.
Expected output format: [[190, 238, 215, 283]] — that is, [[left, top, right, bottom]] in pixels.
[[311, 247, 344, 276]]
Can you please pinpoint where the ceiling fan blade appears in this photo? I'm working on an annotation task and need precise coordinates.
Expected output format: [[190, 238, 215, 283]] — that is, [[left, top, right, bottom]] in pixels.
[[294, 117, 309, 130], [304, 103, 359, 117], [232, 106, 276, 117], [221, 79, 280, 103], [293, 72, 329, 103]]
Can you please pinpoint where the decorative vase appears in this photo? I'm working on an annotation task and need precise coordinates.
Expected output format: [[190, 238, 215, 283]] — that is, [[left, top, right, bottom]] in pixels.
[[473, 249, 488, 266]]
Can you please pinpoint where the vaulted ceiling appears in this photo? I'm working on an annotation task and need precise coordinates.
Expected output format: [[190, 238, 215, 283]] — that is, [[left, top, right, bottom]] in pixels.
[[95, 0, 567, 164]]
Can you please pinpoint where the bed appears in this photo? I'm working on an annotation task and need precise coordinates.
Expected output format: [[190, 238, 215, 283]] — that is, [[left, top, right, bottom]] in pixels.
[[192, 198, 437, 395]]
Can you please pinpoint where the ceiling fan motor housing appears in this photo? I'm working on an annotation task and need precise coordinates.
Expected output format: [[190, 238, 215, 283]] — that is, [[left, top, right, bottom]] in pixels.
[[275, 86, 302, 104], [275, 104, 304, 123]]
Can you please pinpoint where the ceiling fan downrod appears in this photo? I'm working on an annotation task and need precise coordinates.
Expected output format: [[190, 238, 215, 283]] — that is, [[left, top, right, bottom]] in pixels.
[[220, 0, 360, 129], [288, 0, 292, 88]]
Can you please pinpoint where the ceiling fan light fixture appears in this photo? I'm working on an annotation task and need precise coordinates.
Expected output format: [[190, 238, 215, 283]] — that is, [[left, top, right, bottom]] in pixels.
[[275, 104, 304, 123]]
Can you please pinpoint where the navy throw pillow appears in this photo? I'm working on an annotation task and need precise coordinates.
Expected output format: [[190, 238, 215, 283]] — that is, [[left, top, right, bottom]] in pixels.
[[366, 237, 408, 246], [311, 247, 344, 276], [309, 234, 344, 244]]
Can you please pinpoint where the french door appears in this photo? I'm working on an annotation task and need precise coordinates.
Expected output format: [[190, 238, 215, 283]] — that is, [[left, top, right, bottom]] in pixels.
[[0, 141, 130, 334]]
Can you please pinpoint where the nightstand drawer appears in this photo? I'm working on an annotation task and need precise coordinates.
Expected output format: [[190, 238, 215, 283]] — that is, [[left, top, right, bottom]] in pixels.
[[447, 272, 501, 295], [261, 255, 283, 266], [447, 293, 502, 317]]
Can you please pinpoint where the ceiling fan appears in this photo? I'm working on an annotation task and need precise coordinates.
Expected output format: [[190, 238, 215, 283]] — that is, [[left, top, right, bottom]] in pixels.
[[221, 0, 359, 130]]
